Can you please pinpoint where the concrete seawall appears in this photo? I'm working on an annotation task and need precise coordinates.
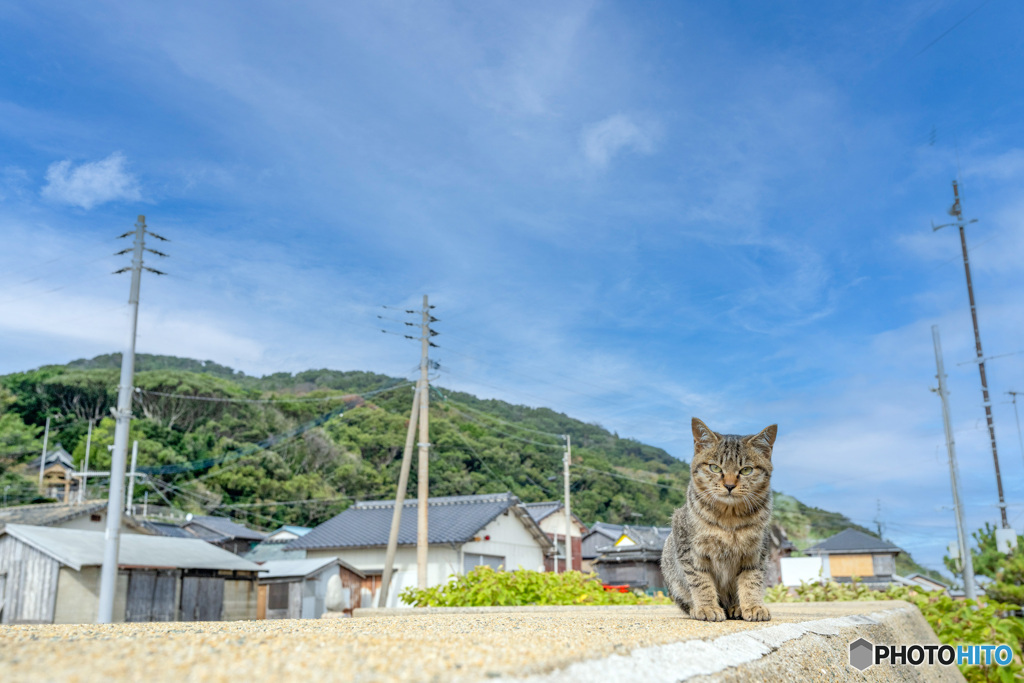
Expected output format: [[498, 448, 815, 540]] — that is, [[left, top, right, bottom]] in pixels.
[[0, 601, 963, 682]]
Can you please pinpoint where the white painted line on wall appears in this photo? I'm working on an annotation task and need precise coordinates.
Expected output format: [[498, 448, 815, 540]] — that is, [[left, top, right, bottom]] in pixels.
[[501, 607, 911, 683]]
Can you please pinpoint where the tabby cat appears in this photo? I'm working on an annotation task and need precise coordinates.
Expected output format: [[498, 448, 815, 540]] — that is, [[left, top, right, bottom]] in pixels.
[[661, 417, 777, 622]]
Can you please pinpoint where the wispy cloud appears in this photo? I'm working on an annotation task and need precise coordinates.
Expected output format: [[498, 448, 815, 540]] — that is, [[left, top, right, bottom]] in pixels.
[[41, 152, 141, 209], [580, 114, 656, 169]]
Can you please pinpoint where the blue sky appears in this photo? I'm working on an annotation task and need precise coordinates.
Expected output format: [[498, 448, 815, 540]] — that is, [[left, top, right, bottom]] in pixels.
[[2, 1, 1023, 573]]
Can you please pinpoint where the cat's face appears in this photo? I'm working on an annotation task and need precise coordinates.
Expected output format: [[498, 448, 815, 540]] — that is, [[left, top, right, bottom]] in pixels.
[[690, 417, 775, 507]]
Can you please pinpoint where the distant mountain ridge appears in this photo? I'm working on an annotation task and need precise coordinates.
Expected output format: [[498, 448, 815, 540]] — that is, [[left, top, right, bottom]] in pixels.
[[1, 353, 944, 581]]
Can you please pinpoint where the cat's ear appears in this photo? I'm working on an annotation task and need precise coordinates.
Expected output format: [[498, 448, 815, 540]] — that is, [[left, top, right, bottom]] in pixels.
[[746, 424, 778, 457], [692, 418, 720, 452]]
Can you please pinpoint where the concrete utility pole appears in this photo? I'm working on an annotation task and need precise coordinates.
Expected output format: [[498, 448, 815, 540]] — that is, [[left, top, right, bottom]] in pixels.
[[79, 419, 93, 503], [933, 181, 1008, 528], [378, 381, 422, 607], [417, 295, 432, 589], [38, 416, 51, 493], [98, 215, 168, 623], [125, 441, 138, 516], [563, 434, 573, 573], [932, 325, 977, 601]]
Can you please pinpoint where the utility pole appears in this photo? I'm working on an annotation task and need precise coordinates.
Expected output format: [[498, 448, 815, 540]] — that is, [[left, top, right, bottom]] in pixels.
[[933, 180, 1008, 528], [125, 441, 138, 516], [563, 434, 573, 573], [874, 499, 885, 539], [417, 295, 432, 589], [932, 325, 977, 601], [38, 416, 51, 493], [79, 419, 93, 503], [1008, 391, 1024, 468], [378, 381, 422, 607], [98, 215, 168, 623]]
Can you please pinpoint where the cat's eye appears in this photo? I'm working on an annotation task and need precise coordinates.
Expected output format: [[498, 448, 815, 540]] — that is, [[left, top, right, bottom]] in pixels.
[[740, 466, 753, 475], [708, 464, 722, 473]]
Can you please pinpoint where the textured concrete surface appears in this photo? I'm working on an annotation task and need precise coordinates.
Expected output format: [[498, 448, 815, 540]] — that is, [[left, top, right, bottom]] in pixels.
[[0, 601, 963, 682]]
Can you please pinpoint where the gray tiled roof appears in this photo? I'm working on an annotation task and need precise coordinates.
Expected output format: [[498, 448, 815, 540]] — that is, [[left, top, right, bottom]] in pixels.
[[522, 502, 561, 523], [25, 444, 75, 472], [139, 521, 195, 538], [287, 492, 528, 550], [0, 501, 106, 530], [187, 515, 266, 542], [804, 528, 902, 556], [595, 525, 671, 553]]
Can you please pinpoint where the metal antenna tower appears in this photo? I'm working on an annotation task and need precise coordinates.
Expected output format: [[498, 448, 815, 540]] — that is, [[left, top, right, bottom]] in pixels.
[[932, 180, 1008, 528]]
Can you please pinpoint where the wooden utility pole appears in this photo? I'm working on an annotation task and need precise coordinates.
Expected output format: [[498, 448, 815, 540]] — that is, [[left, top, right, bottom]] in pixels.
[[78, 419, 93, 504], [563, 434, 573, 573], [932, 325, 977, 600], [377, 381, 422, 607], [125, 441, 138, 515], [37, 416, 51, 493], [932, 181, 1008, 528], [417, 295, 432, 588]]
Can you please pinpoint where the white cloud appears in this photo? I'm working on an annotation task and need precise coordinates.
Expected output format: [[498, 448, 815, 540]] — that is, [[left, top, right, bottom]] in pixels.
[[580, 114, 656, 169], [41, 152, 142, 209]]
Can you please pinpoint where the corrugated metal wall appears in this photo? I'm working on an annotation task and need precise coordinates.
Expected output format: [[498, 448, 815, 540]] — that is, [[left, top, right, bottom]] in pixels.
[[0, 535, 60, 624]]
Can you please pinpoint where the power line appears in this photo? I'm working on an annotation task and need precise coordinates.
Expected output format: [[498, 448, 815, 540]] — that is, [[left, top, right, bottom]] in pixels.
[[573, 463, 688, 494], [914, 0, 993, 57], [135, 388, 371, 404]]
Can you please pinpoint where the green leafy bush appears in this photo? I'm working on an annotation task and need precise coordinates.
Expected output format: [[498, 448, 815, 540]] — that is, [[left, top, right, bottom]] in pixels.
[[766, 579, 1024, 682], [399, 566, 672, 607]]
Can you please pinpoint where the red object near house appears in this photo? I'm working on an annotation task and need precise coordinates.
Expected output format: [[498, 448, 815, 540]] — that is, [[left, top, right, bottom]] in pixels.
[[602, 584, 630, 593]]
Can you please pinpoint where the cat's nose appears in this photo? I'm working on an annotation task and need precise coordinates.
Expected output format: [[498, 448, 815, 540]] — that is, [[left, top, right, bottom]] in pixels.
[[724, 483, 736, 492]]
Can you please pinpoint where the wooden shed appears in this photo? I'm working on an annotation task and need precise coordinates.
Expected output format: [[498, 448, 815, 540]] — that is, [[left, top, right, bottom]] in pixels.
[[256, 557, 364, 619], [0, 523, 260, 624]]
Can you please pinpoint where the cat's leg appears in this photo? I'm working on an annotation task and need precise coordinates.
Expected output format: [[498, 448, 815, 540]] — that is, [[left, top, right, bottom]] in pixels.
[[736, 560, 771, 622], [683, 557, 726, 622]]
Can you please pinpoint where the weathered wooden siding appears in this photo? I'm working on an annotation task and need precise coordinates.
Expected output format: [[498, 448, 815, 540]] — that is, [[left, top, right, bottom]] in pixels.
[[52, 567, 129, 624], [222, 578, 257, 621], [0, 534, 60, 624], [829, 554, 874, 578]]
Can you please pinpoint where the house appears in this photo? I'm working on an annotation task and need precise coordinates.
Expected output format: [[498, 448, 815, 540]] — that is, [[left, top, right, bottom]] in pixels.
[[804, 528, 903, 588], [580, 521, 625, 573], [521, 501, 587, 572], [765, 524, 796, 586], [244, 526, 311, 562], [590, 524, 671, 591], [894, 573, 951, 593], [286, 492, 554, 607], [24, 445, 80, 502], [0, 524, 260, 624], [145, 514, 266, 555], [257, 557, 364, 619], [0, 501, 148, 535]]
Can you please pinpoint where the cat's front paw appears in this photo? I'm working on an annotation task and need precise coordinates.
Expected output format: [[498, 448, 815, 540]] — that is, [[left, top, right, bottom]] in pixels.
[[690, 605, 727, 622], [741, 604, 771, 622]]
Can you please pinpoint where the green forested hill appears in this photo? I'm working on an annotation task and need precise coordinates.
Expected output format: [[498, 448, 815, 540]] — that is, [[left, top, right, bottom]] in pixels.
[[0, 353, 943, 580]]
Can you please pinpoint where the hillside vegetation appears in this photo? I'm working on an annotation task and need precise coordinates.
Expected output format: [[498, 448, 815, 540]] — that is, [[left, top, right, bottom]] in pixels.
[[0, 353, 941, 580]]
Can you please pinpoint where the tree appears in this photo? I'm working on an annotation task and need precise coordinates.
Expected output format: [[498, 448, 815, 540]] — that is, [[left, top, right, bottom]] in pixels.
[[0, 388, 41, 474], [947, 523, 1024, 606]]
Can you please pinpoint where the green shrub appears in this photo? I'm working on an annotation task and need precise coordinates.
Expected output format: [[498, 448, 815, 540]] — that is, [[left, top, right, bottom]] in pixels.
[[399, 566, 672, 607], [766, 579, 1024, 682]]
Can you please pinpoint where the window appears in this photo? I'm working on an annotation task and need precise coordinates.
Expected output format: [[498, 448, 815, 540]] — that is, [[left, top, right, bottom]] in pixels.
[[90, 514, 102, 522], [463, 553, 505, 574], [268, 582, 289, 611]]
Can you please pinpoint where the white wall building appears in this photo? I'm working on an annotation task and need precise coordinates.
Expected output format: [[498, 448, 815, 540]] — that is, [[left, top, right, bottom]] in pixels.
[[286, 492, 554, 608]]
